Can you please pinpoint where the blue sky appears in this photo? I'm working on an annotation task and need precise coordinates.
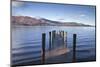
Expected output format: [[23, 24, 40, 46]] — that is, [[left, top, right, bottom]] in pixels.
[[12, 1, 96, 25]]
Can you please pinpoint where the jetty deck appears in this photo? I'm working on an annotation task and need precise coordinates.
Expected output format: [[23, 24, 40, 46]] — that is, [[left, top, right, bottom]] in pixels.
[[45, 46, 70, 59]]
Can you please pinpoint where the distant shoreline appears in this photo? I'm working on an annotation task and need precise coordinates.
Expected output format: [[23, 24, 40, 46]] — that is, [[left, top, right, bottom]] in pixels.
[[12, 24, 95, 27], [12, 16, 95, 27]]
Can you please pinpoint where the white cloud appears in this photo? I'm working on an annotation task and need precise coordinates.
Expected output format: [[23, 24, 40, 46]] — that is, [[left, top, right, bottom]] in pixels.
[[58, 18, 65, 21], [80, 14, 86, 17], [12, 1, 24, 7], [73, 14, 87, 20]]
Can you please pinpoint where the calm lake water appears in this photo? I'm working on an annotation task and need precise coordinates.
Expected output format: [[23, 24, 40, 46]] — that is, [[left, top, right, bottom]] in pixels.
[[11, 26, 96, 65]]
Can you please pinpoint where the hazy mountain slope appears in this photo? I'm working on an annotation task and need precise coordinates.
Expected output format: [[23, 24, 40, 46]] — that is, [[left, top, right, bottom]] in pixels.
[[11, 16, 92, 27]]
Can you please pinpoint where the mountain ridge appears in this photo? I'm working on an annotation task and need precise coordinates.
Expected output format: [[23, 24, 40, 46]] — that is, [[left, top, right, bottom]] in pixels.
[[11, 16, 93, 27]]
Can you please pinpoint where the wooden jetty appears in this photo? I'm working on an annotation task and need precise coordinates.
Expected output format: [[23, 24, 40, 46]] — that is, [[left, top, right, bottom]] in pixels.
[[41, 30, 72, 64], [12, 30, 77, 66]]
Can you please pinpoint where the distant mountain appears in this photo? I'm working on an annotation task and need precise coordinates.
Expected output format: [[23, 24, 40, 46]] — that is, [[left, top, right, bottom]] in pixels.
[[11, 16, 93, 27]]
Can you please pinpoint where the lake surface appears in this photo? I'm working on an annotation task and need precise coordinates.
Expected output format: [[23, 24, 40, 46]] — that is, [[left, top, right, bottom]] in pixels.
[[11, 26, 96, 65]]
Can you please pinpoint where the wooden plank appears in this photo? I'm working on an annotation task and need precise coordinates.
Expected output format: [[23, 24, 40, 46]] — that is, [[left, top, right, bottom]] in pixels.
[[45, 47, 70, 59]]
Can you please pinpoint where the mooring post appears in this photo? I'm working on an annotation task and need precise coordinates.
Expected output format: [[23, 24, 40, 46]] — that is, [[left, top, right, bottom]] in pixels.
[[59, 30, 61, 37], [62, 31, 64, 47], [73, 34, 77, 62], [66, 32, 67, 48], [60, 31, 62, 37], [64, 32, 67, 48], [53, 30, 56, 38], [41, 33, 46, 64], [60, 31, 64, 47], [52, 30, 56, 48], [49, 32, 51, 50]]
